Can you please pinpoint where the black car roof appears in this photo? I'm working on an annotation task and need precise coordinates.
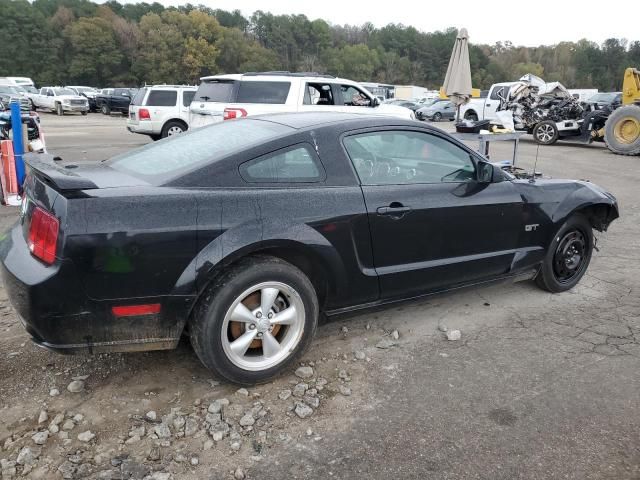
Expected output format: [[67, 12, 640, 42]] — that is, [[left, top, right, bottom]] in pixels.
[[250, 111, 422, 131]]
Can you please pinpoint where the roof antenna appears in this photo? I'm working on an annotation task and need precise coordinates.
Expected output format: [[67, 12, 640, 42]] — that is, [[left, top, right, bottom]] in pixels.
[[529, 143, 540, 183]]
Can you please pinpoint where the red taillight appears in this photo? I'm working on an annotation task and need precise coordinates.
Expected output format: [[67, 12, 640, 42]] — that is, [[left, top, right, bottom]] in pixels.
[[138, 108, 151, 120], [112, 304, 161, 317], [223, 108, 247, 120], [28, 206, 59, 265]]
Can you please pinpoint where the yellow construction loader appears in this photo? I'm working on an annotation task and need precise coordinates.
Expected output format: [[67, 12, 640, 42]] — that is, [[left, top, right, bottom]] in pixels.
[[604, 67, 640, 155]]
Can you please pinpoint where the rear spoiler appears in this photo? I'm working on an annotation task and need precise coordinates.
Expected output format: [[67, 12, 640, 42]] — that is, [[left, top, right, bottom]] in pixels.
[[25, 153, 98, 191]]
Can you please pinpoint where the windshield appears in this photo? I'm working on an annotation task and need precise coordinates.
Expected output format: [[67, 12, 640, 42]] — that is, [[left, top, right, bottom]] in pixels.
[[107, 119, 292, 184], [53, 88, 75, 95], [194, 80, 236, 102], [588, 92, 619, 103]]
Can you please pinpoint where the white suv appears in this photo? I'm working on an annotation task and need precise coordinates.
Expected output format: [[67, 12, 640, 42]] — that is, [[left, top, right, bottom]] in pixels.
[[189, 72, 415, 128], [127, 85, 196, 140]]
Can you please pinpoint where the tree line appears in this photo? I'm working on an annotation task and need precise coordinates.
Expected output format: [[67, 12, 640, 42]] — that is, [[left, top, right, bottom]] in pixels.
[[1, 0, 639, 91]]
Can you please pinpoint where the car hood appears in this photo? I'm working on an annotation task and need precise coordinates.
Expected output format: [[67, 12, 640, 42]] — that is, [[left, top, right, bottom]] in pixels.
[[58, 95, 87, 101], [374, 104, 414, 119]]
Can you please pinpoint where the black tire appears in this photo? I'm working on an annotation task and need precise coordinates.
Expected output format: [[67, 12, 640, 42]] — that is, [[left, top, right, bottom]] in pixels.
[[161, 120, 187, 138], [81, 111, 87, 116], [433, 112, 442, 122], [29, 99, 36, 112], [533, 120, 559, 145], [464, 111, 478, 122], [149, 134, 162, 141], [535, 214, 593, 293], [101, 104, 111, 115], [55, 103, 64, 116], [190, 255, 319, 385], [604, 105, 640, 156]]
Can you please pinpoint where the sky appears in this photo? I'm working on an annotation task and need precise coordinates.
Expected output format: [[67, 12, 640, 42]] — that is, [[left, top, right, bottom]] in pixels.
[[122, 0, 638, 47]]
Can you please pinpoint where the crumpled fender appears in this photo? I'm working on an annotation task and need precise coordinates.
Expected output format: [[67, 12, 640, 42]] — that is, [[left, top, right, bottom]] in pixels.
[[551, 180, 619, 230]]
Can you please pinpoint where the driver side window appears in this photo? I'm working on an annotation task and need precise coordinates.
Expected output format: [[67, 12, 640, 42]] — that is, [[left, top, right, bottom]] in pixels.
[[340, 85, 372, 107], [343, 130, 476, 185]]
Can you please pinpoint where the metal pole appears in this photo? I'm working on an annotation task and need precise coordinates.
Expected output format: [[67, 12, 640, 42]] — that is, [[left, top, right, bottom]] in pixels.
[[9, 101, 25, 190]]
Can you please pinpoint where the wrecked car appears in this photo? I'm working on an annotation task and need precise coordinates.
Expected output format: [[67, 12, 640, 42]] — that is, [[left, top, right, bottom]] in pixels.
[[459, 75, 612, 146], [0, 113, 618, 384]]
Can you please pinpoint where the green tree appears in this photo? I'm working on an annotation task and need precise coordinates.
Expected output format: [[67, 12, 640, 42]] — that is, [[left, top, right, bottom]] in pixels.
[[64, 16, 122, 85]]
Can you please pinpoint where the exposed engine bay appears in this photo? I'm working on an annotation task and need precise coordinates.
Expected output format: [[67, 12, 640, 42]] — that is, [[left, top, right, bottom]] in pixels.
[[496, 74, 610, 144]]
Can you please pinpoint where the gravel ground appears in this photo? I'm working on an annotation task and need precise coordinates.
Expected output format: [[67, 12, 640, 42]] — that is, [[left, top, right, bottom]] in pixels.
[[0, 113, 638, 480]]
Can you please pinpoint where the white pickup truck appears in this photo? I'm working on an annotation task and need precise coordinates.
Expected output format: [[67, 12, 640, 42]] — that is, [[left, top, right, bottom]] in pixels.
[[458, 82, 515, 123], [31, 87, 89, 115], [189, 72, 415, 128]]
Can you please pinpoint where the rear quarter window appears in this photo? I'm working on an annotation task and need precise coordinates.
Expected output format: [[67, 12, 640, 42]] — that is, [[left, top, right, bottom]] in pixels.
[[194, 80, 236, 102], [239, 144, 324, 183], [131, 88, 147, 106], [146, 90, 177, 107], [183, 90, 195, 107], [236, 81, 290, 104]]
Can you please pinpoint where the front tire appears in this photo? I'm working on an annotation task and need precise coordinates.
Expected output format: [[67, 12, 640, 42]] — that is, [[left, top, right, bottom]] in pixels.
[[533, 120, 559, 145], [190, 256, 319, 385], [604, 105, 640, 155], [101, 104, 111, 115], [433, 112, 442, 122], [55, 103, 64, 116], [535, 214, 593, 293]]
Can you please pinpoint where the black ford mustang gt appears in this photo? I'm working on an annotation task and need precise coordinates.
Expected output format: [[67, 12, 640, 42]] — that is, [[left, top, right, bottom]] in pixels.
[[0, 113, 618, 384]]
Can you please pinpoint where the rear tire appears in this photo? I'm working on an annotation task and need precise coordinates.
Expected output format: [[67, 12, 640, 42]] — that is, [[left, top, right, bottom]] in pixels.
[[81, 111, 87, 116], [604, 105, 640, 156], [533, 120, 559, 145], [190, 255, 319, 385], [101, 104, 111, 115], [535, 214, 593, 293], [161, 120, 187, 138], [433, 112, 442, 122]]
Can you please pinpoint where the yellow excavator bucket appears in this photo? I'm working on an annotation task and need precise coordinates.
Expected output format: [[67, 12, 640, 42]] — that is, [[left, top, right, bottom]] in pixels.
[[621, 67, 640, 106]]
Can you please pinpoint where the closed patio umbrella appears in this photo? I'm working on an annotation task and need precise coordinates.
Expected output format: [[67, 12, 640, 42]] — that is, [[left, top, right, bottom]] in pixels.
[[443, 28, 472, 121]]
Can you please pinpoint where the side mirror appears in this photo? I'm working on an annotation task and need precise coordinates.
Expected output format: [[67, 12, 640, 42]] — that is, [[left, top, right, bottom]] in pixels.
[[372, 97, 380, 107], [476, 161, 493, 183]]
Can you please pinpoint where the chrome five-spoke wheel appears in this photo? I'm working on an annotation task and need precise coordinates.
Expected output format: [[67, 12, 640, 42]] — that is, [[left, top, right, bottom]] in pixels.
[[221, 282, 305, 371]]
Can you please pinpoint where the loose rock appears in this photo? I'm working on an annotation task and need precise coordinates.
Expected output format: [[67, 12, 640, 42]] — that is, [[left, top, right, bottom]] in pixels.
[[234, 467, 246, 480], [16, 447, 39, 466], [438, 324, 448, 332], [446, 329, 461, 341], [208, 398, 229, 414], [78, 430, 95, 442], [239, 413, 255, 427], [294, 402, 313, 419], [49, 388, 60, 397], [154, 423, 171, 439], [67, 380, 84, 393], [145, 411, 157, 421], [354, 351, 366, 360], [339, 386, 352, 396], [236, 388, 249, 397], [184, 417, 198, 437], [37, 410, 48, 424], [391, 329, 400, 340], [295, 366, 314, 379], [278, 389, 292, 400], [32, 431, 48, 445], [376, 339, 396, 349], [293, 383, 308, 398], [62, 419, 75, 431]]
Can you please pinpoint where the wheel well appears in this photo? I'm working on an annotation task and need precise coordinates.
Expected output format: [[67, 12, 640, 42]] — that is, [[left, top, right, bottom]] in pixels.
[[196, 247, 330, 313], [574, 204, 618, 232]]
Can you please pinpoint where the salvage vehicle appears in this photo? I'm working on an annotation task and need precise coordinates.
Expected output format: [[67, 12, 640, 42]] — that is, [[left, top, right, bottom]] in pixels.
[[0, 113, 618, 384], [189, 72, 414, 128], [67, 86, 99, 112], [586, 92, 621, 110], [95, 88, 137, 115], [127, 85, 196, 140], [31, 87, 88, 115]]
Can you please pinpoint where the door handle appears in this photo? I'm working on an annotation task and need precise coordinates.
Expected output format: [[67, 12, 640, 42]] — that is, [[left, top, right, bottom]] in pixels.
[[377, 204, 412, 215]]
